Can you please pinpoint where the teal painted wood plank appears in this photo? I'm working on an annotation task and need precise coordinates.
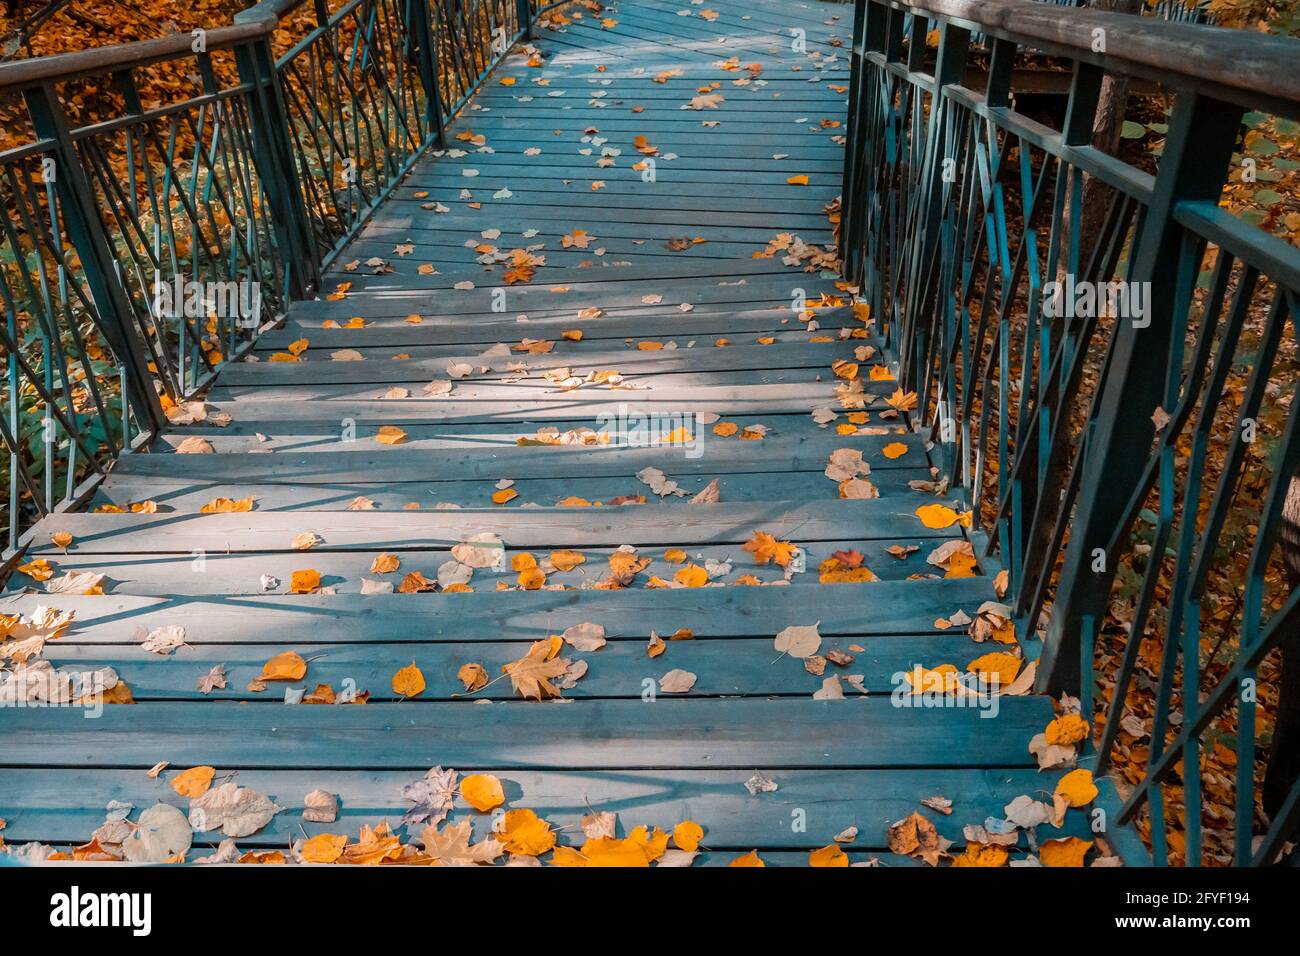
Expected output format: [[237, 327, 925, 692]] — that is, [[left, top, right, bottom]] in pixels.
[[100, 435, 928, 483], [0, 578, 997, 644], [35, 632, 981, 700], [87, 471, 933, 514], [0, 697, 1052, 769], [216, 340, 874, 387], [0, 767, 1090, 856], [26, 499, 962, 554], [13, 536, 950, 595]]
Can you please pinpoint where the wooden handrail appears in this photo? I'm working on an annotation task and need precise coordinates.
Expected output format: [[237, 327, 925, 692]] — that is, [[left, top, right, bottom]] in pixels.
[[882, 0, 1300, 116]]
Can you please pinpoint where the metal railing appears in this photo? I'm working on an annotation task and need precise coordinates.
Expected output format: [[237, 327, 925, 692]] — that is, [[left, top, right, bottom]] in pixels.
[[840, 0, 1300, 864], [0, 0, 549, 554]]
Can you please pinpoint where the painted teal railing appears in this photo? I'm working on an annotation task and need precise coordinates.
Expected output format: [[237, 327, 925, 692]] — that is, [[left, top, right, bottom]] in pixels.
[[0, 0, 552, 554], [840, 0, 1300, 865]]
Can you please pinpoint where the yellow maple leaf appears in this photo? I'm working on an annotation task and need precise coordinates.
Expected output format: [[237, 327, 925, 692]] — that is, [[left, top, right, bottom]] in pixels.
[[503, 637, 568, 700], [500, 808, 556, 856], [742, 530, 796, 566]]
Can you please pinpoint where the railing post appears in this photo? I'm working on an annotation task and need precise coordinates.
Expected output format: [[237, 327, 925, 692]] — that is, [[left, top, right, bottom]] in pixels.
[[838, 0, 872, 286], [517, 0, 533, 40], [408, 0, 446, 146], [234, 30, 321, 299], [21, 83, 165, 435], [1037, 91, 1244, 694]]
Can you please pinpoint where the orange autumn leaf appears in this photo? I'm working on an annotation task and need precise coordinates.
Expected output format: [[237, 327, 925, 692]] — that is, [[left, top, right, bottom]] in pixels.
[[170, 765, 215, 798], [391, 661, 426, 698], [673, 820, 704, 852], [915, 503, 960, 529], [809, 844, 849, 867], [375, 425, 408, 445], [518, 566, 546, 589], [1055, 768, 1099, 808], [882, 442, 908, 459], [1040, 836, 1092, 867], [492, 488, 518, 505], [967, 651, 1021, 688], [550, 550, 586, 571], [300, 833, 347, 864], [743, 531, 796, 567], [674, 563, 709, 587], [261, 651, 307, 681], [460, 773, 506, 812], [290, 569, 321, 593], [499, 808, 556, 856], [787, 175, 810, 186], [200, 496, 255, 514], [1046, 713, 1090, 746], [951, 843, 1009, 867], [458, 662, 489, 691], [728, 849, 765, 867], [944, 552, 979, 578]]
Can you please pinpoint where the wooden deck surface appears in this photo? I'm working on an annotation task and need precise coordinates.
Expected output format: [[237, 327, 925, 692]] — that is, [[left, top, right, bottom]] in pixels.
[[0, 0, 1141, 866]]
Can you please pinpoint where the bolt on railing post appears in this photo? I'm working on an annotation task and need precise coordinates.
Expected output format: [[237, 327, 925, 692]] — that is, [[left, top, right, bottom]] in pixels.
[[21, 83, 165, 435], [234, 33, 321, 299], [408, 0, 446, 146], [1037, 91, 1245, 695]]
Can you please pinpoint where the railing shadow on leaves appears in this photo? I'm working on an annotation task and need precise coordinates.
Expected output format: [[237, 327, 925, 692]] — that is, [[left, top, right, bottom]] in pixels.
[[838, 0, 1300, 864], [0, 0, 555, 555]]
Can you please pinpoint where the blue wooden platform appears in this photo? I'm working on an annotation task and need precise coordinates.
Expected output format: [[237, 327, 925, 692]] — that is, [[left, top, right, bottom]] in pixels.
[[0, 0, 1141, 865]]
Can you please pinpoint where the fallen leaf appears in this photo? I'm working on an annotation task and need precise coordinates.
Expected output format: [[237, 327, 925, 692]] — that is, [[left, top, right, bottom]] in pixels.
[[392, 662, 426, 698], [460, 773, 506, 812]]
